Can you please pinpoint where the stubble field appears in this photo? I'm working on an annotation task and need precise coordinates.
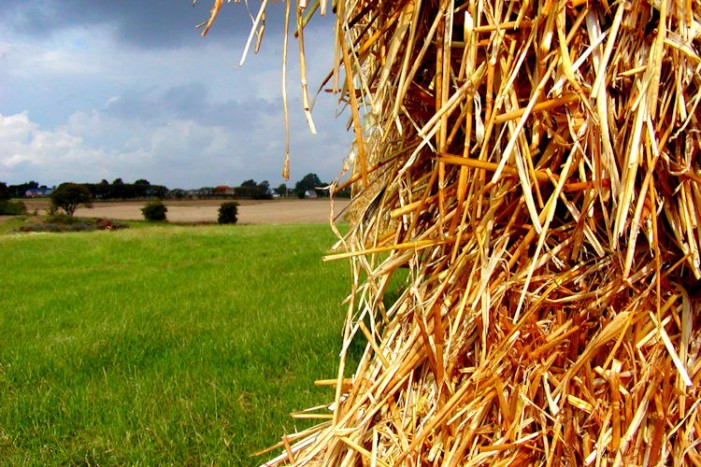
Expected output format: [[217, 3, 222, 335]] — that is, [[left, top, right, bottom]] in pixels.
[[20, 198, 351, 224]]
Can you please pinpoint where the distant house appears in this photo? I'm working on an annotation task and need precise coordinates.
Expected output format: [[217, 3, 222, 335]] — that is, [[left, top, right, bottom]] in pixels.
[[213, 185, 236, 196], [304, 189, 318, 199], [25, 188, 53, 198]]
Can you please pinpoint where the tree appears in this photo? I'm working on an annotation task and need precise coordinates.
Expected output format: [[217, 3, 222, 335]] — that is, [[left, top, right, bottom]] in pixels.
[[92, 179, 111, 199], [8, 181, 38, 198], [0, 182, 9, 200], [50, 183, 93, 216], [0, 182, 25, 215], [235, 179, 272, 199], [110, 178, 128, 198], [276, 183, 288, 197], [131, 179, 151, 198], [295, 173, 323, 198], [148, 185, 169, 199]]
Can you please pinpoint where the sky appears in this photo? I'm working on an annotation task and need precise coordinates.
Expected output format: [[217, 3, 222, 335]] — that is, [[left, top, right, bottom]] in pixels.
[[0, 0, 352, 189]]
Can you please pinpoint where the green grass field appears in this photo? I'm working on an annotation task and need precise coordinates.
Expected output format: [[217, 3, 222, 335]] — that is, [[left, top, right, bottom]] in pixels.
[[0, 224, 353, 465]]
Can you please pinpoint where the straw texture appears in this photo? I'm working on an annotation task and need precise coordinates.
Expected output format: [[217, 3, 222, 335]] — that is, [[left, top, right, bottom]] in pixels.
[[203, 1, 701, 465]]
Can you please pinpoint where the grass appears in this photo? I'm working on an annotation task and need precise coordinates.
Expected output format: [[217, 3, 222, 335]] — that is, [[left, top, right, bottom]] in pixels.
[[0, 216, 32, 235], [0, 223, 354, 465]]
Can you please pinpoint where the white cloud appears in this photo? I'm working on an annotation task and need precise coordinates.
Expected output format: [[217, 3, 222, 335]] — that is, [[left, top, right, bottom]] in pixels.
[[0, 111, 242, 187], [0, 112, 107, 181], [0, 100, 350, 189]]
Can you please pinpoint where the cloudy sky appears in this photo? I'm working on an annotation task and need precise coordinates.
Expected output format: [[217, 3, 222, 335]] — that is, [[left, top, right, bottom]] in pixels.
[[0, 0, 351, 189]]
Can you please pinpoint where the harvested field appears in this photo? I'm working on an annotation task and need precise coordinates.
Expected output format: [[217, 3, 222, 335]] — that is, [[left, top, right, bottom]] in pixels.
[[19, 199, 349, 224]]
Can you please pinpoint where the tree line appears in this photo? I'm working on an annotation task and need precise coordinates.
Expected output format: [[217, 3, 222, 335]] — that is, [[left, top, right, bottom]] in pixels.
[[0, 173, 350, 202]]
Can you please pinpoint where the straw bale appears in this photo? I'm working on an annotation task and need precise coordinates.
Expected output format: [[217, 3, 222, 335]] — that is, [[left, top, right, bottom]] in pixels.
[[202, 0, 701, 464]]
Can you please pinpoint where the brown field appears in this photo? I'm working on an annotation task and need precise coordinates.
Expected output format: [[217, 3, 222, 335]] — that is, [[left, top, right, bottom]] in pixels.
[[19, 198, 351, 224]]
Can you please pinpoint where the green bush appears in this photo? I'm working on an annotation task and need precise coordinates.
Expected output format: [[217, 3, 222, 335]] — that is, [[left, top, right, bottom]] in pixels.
[[218, 201, 239, 224], [141, 201, 168, 222], [0, 200, 26, 215]]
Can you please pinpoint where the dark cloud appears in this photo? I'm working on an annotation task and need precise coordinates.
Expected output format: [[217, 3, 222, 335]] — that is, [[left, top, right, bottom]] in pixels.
[[1, 0, 281, 49], [104, 84, 204, 122], [103, 82, 279, 129]]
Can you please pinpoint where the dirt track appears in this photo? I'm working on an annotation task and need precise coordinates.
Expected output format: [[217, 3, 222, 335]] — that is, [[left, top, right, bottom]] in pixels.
[[21, 199, 351, 224]]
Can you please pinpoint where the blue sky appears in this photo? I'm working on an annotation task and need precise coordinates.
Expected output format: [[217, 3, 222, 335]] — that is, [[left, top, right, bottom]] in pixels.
[[0, 1, 351, 189]]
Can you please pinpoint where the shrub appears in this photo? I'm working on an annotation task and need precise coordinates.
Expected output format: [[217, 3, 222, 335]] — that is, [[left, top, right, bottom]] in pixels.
[[141, 201, 168, 222], [46, 214, 79, 225], [16, 217, 127, 233], [218, 201, 239, 224], [0, 200, 26, 215]]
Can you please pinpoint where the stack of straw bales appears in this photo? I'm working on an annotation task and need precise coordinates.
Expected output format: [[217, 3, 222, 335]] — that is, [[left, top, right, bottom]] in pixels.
[[203, 0, 701, 464]]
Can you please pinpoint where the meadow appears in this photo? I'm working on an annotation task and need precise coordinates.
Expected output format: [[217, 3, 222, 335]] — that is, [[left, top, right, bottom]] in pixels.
[[0, 223, 355, 465]]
